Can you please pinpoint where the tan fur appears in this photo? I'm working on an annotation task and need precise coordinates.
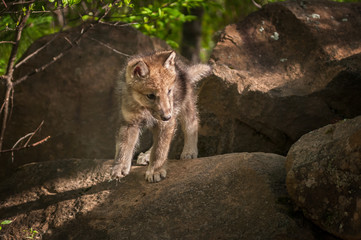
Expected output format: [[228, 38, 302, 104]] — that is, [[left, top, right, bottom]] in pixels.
[[111, 51, 211, 183]]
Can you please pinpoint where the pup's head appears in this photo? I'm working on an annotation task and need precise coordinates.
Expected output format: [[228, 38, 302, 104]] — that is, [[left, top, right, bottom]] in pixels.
[[125, 51, 177, 121]]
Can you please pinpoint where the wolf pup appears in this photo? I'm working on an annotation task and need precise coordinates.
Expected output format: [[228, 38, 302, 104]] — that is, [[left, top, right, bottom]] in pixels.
[[111, 50, 211, 183]]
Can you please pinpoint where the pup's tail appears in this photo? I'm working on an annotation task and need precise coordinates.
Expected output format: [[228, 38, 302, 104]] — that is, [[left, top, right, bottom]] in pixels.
[[188, 64, 212, 84]]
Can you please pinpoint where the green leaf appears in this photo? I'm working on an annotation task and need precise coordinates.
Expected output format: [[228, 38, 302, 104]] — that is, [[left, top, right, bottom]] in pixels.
[[166, 39, 179, 49], [1, 220, 13, 225]]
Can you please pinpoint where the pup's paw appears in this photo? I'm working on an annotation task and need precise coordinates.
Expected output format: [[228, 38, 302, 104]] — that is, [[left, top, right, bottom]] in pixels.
[[145, 168, 167, 183], [111, 163, 130, 179], [136, 151, 150, 165], [180, 150, 198, 160]]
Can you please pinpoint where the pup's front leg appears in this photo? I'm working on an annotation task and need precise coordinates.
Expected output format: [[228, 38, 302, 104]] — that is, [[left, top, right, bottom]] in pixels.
[[145, 120, 176, 183], [112, 124, 140, 179], [180, 97, 199, 160]]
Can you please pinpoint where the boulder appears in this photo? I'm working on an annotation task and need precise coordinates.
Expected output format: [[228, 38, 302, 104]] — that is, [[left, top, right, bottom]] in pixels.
[[2, 23, 169, 175], [0, 153, 330, 240], [191, 0, 361, 158], [286, 116, 361, 239]]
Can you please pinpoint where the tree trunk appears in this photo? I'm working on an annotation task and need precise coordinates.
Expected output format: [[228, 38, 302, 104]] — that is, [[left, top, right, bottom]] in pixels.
[[180, 7, 204, 63]]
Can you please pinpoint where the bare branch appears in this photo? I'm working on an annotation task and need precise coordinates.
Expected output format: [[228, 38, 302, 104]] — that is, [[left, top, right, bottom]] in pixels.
[[0, 86, 14, 151], [2, 0, 36, 6], [13, 0, 122, 86], [5, 7, 32, 80], [86, 36, 130, 57], [24, 120, 44, 147], [15, 34, 59, 69], [63, 36, 74, 46], [7, 121, 45, 161], [0, 136, 51, 154], [252, 0, 262, 9], [12, 133, 33, 150], [0, 100, 5, 114], [0, 41, 16, 44], [99, 21, 138, 28], [13, 50, 67, 86]]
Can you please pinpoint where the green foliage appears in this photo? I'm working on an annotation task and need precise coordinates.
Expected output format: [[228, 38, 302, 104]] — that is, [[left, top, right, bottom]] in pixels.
[[0, 0, 82, 75], [1, 0, 360, 74], [23, 227, 39, 239], [114, 0, 207, 48], [0, 220, 13, 231]]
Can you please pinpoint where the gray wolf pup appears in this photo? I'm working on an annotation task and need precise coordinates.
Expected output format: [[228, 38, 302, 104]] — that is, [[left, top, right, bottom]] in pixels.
[[111, 50, 211, 183]]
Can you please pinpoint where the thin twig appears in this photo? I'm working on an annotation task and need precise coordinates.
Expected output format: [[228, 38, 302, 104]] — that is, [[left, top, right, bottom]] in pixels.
[[8, 121, 45, 161], [14, 50, 66, 86], [15, 34, 59, 69], [0, 136, 51, 154], [252, 0, 262, 9], [0, 41, 16, 44], [0, 99, 5, 114], [63, 36, 74, 46], [1, 0, 7, 8], [2, 0, 36, 6], [24, 120, 44, 146], [13, 0, 121, 86], [86, 36, 130, 57], [11, 133, 33, 150], [99, 21, 138, 27]]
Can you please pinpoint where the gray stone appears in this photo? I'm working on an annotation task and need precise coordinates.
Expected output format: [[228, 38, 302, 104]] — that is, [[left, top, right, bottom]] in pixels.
[[186, 0, 361, 158], [286, 116, 361, 239]]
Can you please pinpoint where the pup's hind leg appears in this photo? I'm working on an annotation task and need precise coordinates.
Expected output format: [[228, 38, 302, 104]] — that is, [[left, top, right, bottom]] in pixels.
[[136, 147, 152, 165], [180, 97, 198, 160]]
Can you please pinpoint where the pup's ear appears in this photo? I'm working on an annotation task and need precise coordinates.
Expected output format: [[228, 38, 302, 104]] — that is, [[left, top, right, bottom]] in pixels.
[[163, 51, 176, 69], [131, 61, 149, 79]]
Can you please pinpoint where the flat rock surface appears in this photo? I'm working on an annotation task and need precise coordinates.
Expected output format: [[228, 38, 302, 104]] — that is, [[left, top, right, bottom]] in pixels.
[[0, 153, 332, 240]]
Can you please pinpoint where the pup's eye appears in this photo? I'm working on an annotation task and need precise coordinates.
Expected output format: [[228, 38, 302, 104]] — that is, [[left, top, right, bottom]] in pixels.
[[146, 94, 156, 100], [168, 89, 172, 95]]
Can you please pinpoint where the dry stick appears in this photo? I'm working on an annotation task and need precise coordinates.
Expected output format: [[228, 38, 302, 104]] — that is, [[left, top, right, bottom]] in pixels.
[[2, 0, 36, 6], [86, 36, 130, 57], [0, 7, 31, 152], [9, 121, 44, 161], [24, 120, 44, 146], [0, 136, 51, 154], [15, 34, 59, 69], [252, 0, 262, 9], [0, 41, 16, 44], [1, 0, 7, 8]]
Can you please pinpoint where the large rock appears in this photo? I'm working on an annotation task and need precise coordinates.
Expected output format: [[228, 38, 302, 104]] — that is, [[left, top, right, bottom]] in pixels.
[[0, 153, 331, 239], [286, 116, 361, 239], [2, 23, 169, 175], [192, 0, 361, 158]]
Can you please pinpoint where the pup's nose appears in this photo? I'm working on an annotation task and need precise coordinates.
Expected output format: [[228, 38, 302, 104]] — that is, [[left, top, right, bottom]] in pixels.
[[161, 114, 172, 121]]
